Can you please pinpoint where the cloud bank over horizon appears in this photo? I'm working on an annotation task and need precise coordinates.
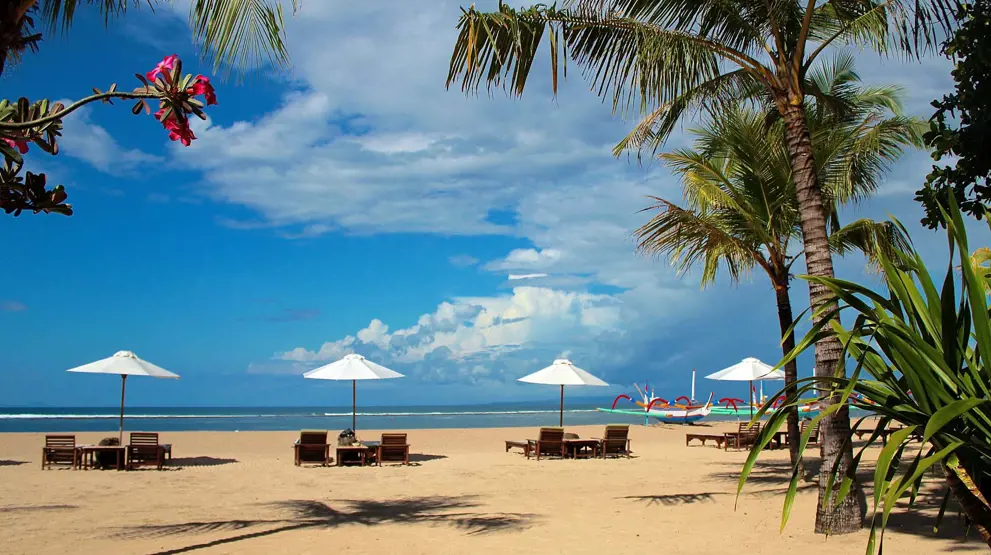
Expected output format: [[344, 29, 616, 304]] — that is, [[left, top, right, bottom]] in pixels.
[[48, 0, 960, 396]]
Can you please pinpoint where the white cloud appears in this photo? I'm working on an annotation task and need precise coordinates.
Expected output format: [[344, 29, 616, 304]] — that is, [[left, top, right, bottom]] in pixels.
[[58, 102, 162, 175], [274, 287, 626, 381], [508, 273, 549, 280], [152, 0, 959, 387]]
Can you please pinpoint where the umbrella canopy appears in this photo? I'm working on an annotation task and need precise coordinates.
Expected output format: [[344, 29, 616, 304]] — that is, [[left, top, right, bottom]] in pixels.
[[303, 354, 404, 432], [705, 357, 784, 417], [67, 350, 179, 440], [518, 359, 608, 426]]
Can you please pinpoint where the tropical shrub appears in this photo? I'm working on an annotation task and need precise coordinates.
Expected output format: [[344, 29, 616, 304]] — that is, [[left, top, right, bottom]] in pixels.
[[739, 198, 991, 551]]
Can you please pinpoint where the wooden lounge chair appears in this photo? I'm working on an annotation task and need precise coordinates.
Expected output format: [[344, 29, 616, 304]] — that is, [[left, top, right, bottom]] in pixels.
[[685, 433, 727, 448], [801, 420, 820, 447], [596, 425, 632, 458], [127, 432, 168, 470], [724, 422, 761, 451], [42, 435, 78, 470], [294, 430, 331, 466], [527, 427, 566, 460], [505, 440, 530, 456], [377, 433, 410, 465]]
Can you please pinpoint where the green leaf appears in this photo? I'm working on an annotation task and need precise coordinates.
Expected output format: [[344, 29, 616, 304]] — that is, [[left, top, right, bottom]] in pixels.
[[872, 426, 916, 509], [923, 399, 986, 441]]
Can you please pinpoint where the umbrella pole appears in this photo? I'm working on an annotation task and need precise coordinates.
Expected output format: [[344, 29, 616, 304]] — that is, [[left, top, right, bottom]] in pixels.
[[749, 380, 754, 419], [559, 385, 564, 427], [119, 375, 127, 443], [352, 379, 357, 433]]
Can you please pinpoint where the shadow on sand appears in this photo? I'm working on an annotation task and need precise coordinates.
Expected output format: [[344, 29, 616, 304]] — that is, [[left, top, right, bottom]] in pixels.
[[0, 504, 78, 513], [168, 457, 239, 468], [701, 456, 983, 551], [117, 495, 535, 554], [884, 504, 987, 552], [621, 482, 819, 507], [407, 453, 447, 464], [0, 459, 28, 467]]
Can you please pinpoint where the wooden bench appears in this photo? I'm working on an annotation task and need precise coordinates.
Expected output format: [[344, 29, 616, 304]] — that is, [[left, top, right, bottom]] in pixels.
[[685, 433, 726, 448], [505, 440, 530, 457], [42, 435, 78, 470]]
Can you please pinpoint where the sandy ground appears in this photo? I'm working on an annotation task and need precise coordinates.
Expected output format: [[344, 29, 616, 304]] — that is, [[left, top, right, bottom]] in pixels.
[[0, 421, 980, 555]]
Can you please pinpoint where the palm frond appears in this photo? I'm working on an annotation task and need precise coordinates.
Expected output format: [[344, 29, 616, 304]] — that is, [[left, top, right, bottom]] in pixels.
[[635, 196, 767, 287], [37, 0, 297, 77], [828, 218, 913, 263], [614, 68, 765, 158], [448, 4, 770, 117], [188, 0, 297, 77]]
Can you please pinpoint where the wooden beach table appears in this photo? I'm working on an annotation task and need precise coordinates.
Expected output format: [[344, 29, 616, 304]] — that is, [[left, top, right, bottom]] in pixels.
[[564, 438, 599, 459], [78, 445, 125, 471], [336, 442, 379, 466]]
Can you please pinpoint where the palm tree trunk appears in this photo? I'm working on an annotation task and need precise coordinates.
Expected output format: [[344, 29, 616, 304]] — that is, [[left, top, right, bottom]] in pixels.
[[779, 98, 864, 534], [773, 280, 803, 475], [943, 457, 991, 546]]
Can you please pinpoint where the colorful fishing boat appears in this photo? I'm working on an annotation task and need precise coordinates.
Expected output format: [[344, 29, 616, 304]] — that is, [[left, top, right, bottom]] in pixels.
[[597, 375, 715, 424], [598, 393, 714, 424]]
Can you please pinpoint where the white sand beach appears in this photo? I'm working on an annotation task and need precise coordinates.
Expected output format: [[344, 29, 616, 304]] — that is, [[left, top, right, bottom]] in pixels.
[[0, 422, 975, 554]]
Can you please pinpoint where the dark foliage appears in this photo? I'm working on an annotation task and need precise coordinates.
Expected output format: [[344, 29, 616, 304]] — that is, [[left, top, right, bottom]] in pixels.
[[919, 0, 991, 228]]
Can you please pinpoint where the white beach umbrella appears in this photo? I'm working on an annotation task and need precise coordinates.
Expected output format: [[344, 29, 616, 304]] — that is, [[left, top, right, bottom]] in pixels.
[[303, 353, 404, 432], [67, 350, 180, 441], [705, 357, 785, 417], [518, 359, 609, 426]]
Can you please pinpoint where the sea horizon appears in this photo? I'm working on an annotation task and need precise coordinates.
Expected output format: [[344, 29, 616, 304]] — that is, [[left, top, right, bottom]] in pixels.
[[1, 399, 721, 433]]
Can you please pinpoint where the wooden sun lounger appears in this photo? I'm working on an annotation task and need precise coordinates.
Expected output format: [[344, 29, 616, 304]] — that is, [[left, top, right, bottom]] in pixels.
[[724, 422, 761, 451], [527, 427, 566, 460], [294, 430, 331, 466], [42, 435, 78, 470], [377, 433, 410, 465], [505, 440, 530, 456], [595, 425, 632, 458], [685, 433, 727, 448], [127, 432, 168, 470]]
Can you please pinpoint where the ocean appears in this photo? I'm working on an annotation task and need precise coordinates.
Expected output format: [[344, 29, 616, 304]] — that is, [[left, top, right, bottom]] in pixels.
[[0, 401, 683, 433]]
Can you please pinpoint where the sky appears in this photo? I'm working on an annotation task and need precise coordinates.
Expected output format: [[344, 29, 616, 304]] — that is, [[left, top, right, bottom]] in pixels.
[[0, 1, 983, 408]]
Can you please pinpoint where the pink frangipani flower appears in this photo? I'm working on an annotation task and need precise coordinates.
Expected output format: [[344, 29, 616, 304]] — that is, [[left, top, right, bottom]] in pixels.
[[188, 75, 218, 106], [2, 137, 29, 154], [146, 54, 178, 82]]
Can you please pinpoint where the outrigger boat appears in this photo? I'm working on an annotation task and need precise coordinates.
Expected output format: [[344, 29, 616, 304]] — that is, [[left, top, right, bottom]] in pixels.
[[597, 375, 715, 424]]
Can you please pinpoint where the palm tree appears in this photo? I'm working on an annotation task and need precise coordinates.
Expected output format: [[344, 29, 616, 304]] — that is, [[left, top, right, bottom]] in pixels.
[[0, 0, 299, 77], [634, 56, 921, 472], [443, 0, 953, 533]]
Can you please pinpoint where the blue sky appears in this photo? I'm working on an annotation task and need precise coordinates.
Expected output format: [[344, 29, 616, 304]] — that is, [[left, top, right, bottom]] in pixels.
[[0, 1, 980, 408]]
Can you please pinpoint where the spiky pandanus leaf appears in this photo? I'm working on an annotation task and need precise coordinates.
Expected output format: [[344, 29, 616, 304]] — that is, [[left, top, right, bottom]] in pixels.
[[740, 198, 991, 552]]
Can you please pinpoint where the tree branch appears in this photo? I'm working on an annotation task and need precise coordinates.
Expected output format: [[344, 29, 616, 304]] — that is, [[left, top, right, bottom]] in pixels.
[[0, 90, 158, 131]]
